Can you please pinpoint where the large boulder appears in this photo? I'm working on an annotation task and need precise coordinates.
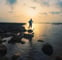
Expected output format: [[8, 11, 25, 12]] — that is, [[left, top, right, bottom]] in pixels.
[[42, 43, 53, 56]]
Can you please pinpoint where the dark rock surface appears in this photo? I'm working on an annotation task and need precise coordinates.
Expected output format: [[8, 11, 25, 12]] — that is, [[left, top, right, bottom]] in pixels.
[[42, 43, 53, 56], [0, 44, 7, 57], [38, 40, 44, 42]]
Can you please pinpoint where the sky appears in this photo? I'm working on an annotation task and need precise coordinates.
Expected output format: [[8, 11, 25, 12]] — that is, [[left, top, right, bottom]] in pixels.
[[0, 0, 62, 23]]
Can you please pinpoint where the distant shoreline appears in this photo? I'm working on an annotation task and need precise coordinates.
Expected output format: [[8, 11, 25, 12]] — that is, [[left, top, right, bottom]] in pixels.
[[0, 22, 26, 25], [0, 22, 62, 25]]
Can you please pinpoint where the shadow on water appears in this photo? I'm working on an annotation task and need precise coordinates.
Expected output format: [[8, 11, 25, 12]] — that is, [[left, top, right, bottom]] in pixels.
[[21, 28, 34, 60], [27, 33, 34, 60]]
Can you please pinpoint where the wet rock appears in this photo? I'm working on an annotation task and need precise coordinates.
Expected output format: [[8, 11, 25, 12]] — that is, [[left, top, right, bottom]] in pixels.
[[56, 56, 62, 60], [0, 37, 3, 44], [0, 56, 8, 60], [12, 53, 20, 60], [0, 44, 7, 57], [8, 35, 25, 44], [0, 40, 6, 44], [0, 36, 6, 44], [38, 40, 44, 42], [0, 40, 2, 44], [20, 41, 25, 44], [28, 29, 33, 33], [42, 43, 53, 56], [23, 34, 34, 39], [0, 29, 4, 33]]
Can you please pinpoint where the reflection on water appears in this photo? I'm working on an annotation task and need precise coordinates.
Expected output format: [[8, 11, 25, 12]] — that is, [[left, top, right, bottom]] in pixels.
[[25, 23, 51, 40], [1, 23, 62, 60]]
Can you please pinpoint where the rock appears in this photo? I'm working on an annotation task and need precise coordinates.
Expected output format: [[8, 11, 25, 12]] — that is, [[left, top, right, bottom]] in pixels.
[[23, 34, 34, 39], [12, 53, 20, 60], [0, 44, 7, 57], [8, 35, 25, 44], [56, 56, 62, 60], [42, 43, 53, 56], [0, 36, 6, 44], [20, 41, 25, 44], [28, 29, 33, 33], [38, 40, 44, 42], [0, 56, 8, 60], [0, 40, 6, 44]]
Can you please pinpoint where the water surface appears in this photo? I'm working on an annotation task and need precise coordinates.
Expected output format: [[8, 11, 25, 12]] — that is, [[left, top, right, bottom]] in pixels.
[[3, 23, 62, 60]]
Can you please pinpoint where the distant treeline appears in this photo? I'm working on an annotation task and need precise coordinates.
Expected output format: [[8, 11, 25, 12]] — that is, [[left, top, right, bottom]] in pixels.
[[0, 23, 26, 33]]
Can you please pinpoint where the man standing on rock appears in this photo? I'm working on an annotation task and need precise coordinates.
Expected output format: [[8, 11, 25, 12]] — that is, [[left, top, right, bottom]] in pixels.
[[28, 18, 33, 28]]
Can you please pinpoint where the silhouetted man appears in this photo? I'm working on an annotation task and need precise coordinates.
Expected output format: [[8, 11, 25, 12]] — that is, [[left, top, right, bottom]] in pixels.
[[28, 18, 33, 28]]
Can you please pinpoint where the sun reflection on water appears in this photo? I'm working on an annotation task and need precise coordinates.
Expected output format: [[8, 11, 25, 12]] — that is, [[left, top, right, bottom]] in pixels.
[[25, 23, 47, 35], [24, 23, 52, 41]]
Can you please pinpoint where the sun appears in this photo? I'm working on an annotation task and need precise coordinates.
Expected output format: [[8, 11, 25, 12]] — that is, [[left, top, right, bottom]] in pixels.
[[26, 8, 38, 18]]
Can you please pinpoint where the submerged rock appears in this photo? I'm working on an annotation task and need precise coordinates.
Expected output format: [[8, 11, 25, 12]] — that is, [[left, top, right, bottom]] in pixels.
[[42, 43, 53, 56]]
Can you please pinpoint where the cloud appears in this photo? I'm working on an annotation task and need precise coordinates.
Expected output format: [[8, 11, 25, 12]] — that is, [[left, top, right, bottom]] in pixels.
[[32, 0, 37, 2], [23, 3, 26, 6], [6, 0, 17, 5], [40, 12, 48, 15], [0, 18, 10, 22], [30, 6, 36, 10], [0, 0, 2, 3], [32, 0, 49, 6], [50, 11, 62, 14], [42, 2, 49, 6], [32, 0, 62, 10], [8, 10, 13, 13], [6, 0, 17, 11], [57, 0, 62, 8]]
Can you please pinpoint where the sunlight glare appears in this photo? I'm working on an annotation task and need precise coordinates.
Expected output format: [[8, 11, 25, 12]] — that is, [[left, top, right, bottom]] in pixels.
[[26, 8, 38, 18]]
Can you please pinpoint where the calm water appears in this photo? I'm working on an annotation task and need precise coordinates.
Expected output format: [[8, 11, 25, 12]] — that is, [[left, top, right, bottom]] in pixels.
[[3, 24, 62, 60]]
